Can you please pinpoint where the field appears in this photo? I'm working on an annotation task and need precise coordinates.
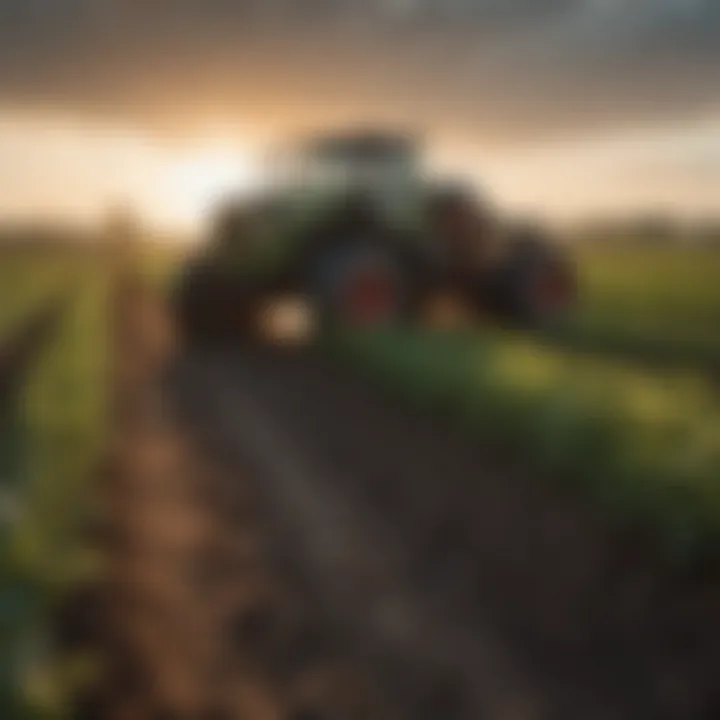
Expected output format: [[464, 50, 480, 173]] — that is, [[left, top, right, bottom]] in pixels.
[[0, 239, 719, 714], [0, 254, 75, 337], [552, 246, 720, 369], [334, 245, 720, 557], [0, 249, 109, 717]]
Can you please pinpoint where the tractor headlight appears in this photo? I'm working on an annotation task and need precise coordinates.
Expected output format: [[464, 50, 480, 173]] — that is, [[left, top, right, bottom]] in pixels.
[[258, 295, 317, 345]]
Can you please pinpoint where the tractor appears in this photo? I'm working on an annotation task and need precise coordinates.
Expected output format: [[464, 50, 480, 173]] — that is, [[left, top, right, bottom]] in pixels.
[[174, 130, 576, 345]]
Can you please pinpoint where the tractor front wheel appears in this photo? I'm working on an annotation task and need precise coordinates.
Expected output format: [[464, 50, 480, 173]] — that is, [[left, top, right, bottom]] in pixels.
[[308, 240, 417, 332], [488, 234, 577, 329]]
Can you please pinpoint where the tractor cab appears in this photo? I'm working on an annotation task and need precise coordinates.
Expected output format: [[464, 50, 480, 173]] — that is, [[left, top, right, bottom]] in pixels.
[[268, 131, 427, 231], [301, 132, 420, 187], [180, 128, 576, 342]]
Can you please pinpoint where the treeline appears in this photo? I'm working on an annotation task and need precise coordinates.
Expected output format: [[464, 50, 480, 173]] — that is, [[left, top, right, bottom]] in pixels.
[[0, 218, 188, 253], [0, 223, 102, 250], [570, 215, 720, 246]]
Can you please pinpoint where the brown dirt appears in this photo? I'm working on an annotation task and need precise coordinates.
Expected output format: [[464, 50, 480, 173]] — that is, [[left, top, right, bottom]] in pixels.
[[81, 278, 386, 719], [173, 348, 720, 720], [82, 278, 720, 719]]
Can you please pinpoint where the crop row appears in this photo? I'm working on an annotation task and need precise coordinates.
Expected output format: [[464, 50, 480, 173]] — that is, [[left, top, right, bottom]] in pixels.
[[1, 267, 109, 718], [334, 329, 720, 560]]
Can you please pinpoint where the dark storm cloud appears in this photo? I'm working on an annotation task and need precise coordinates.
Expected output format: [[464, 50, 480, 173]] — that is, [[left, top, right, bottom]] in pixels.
[[0, 0, 718, 142]]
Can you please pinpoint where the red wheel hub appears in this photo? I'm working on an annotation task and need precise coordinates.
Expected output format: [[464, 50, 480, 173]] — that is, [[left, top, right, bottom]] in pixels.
[[342, 269, 395, 326], [537, 268, 574, 312]]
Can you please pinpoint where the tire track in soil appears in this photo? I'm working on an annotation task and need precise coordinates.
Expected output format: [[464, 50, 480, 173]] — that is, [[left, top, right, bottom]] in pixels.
[[89, 278, 386, 719], [172, 348, 720, 720], [88, 276, 720, 719], [175, 356, 542, 720]]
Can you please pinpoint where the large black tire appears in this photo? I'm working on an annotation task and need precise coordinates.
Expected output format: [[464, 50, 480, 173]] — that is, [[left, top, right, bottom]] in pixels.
[[489, 232, 576, 329], [306, 235, 423, 332], [173, 260, 244, 347]]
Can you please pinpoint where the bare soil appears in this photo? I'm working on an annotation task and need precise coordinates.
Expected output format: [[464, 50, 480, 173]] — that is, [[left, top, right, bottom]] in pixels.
[[88, 282, 720, 719], [175, 348, 720, 719]]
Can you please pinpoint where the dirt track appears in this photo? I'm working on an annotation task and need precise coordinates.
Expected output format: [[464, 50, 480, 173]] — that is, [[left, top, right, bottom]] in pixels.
[[172, 348, 720, 720], [95, 284, 720, 719], [94, 283, 386, 719]]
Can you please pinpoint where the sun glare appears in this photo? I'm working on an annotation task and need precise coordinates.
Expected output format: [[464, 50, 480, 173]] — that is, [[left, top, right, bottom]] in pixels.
[[159, 144, 258, 229]]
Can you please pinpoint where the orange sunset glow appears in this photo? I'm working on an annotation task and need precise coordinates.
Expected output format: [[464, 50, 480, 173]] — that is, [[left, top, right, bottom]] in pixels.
[[0, 0, 717, 232], [1, 111, 719, 232], [2, 4, 720, 719]]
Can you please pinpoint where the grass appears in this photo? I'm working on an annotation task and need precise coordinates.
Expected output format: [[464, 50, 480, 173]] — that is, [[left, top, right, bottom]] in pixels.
[[136, 241, 185, 291], [334, 327, 720, 559], [0, 237, 718, 713], [0, 252, 109, 718], [0, 253, 74, 339], [332, 246, 720, 560], [146, 240, 720, 560], [560, 246, 720, 368]]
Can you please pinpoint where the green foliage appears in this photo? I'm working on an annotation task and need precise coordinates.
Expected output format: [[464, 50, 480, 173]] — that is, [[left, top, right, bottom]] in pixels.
[[565, 246, 720, 366], [0, 253, 109, 718], [0, 256, 70, 339], [335, 328, 720, 559]]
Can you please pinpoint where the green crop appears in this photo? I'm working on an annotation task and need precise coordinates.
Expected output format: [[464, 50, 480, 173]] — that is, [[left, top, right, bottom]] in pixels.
[[335, 327, 720, 560], [561, 246, 720, 367], [1, 251, 109, 718]]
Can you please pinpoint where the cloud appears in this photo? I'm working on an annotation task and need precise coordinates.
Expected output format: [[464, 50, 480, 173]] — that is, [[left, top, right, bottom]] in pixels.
[[0, 0, 717, 143]]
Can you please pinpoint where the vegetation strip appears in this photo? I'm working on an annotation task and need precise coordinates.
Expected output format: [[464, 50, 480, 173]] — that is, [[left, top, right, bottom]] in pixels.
[[0, 300, 68, 417], [571, 247, 720, 369], [0, 297, 72, 716], [333, 329, 720, 560], [536, 326, 720, 382], [1, 277, 108, 718]]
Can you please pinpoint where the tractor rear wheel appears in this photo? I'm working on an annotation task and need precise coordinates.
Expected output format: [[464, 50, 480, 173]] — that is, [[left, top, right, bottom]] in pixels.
[[490, 234, 576, 328], [308, 238, 419, 332]]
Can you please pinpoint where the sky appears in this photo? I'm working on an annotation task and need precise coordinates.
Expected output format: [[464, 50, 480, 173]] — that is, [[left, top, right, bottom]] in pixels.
[[0, 0, 718, 229]]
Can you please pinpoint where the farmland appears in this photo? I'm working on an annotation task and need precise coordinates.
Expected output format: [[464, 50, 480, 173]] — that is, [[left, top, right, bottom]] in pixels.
[[333, 244, 720, 555], [0, 254, 73, 338], [0, 248, 109, 717], [576, 246, 720, 346], [336, 329, 720, 555], [0, 238, 719, 715], [3, 241, 718, 559], [553, 246, 720, 370]]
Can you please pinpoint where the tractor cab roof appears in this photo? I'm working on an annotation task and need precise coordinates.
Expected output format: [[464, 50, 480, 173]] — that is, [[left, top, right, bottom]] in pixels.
[[304, 131, 420, 164], [266, 129, 423, 192]]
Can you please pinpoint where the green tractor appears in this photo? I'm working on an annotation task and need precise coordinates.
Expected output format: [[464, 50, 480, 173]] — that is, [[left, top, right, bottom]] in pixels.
[[174, 130, 576, 346]]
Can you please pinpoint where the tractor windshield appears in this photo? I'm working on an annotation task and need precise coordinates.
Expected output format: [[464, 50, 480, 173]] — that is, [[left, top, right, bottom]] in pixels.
[[308, 134, 417, 185], [271, 133, 419, 192], [263, 132, 426, 230]]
